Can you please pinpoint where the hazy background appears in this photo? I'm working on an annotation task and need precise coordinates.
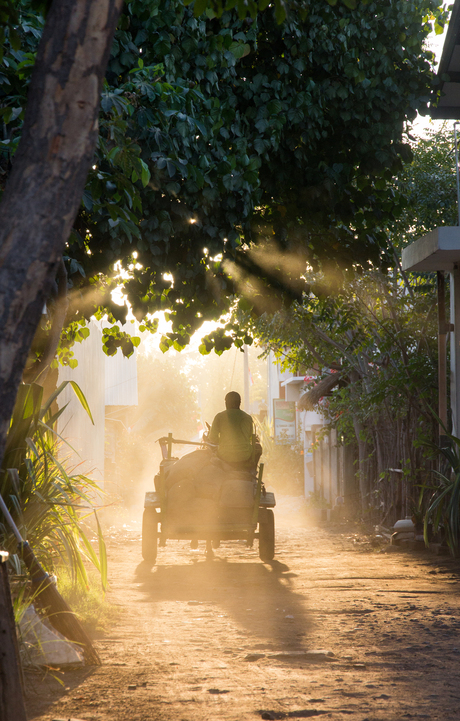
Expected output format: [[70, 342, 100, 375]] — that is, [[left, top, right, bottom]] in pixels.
[[104, 342, 270, 508]]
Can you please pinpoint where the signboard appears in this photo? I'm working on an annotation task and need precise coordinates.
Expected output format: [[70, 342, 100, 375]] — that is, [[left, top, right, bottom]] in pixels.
[[273, 399, 296, 442]]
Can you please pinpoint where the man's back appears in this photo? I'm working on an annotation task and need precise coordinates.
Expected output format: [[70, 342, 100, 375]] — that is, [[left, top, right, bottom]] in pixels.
[[208, 408, 253, 463]]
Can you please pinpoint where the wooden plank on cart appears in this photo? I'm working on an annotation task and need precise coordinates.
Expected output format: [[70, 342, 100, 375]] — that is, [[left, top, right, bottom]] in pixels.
[[144, 491, 161, 508], [171, 524, 257, 534], [259, 492, 276, 508]]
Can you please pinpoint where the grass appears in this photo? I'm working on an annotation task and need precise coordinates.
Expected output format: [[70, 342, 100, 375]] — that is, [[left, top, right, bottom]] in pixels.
[[1, 382, 108, 591], [11, 566, 121, 639], [56, 566, 121, 636]]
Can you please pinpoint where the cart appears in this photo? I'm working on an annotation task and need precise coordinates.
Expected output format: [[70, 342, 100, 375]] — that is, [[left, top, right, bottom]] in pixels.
[[142, 433, 276, 564]]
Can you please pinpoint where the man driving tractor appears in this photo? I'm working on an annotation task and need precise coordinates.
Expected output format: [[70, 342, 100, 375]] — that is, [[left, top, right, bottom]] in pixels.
[[142, 388, 275, 564], [207, 391, 262, 470]]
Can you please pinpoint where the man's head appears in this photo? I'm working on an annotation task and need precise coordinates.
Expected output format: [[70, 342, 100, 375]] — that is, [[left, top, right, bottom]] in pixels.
[[225, 391, 241, 409]]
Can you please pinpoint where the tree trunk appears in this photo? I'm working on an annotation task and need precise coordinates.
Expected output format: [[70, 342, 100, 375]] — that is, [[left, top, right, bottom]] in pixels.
[[0, 2, 123, 712], [0, 552, 26, 721], [353, 416, 369, 515], [23, 258, 69, 385], [0, 0, 123, 466], [342, 440, 358, 515]]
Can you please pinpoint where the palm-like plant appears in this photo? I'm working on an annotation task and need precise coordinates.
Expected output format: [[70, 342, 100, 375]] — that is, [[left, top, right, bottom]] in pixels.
[[0, 382, 107, 591], [422, 433, 460, 556]]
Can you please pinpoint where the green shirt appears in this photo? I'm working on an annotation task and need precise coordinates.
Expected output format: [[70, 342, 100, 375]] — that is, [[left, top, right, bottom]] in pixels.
[[208, 408, 254, 463]]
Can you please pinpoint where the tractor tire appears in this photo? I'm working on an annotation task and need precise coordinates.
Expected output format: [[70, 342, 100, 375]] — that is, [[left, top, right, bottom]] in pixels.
[[258, 509, 275, 562], [142, 508, 158, 564]]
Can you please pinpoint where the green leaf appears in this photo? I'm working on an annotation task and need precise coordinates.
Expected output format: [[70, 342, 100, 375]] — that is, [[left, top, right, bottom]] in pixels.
[[140, 159, 150, 187], [274, 1, 286, 24], [9, 27, 21, 51], [193, 0, 207, 16], [198, 342, 211, 355], [229, 41, 251, 59], [434, 20, 445, 35], [68, 381, 94, 424]]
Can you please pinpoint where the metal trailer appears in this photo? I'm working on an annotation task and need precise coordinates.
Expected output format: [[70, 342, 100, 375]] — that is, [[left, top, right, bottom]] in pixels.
[[142, 433, 276, 564]]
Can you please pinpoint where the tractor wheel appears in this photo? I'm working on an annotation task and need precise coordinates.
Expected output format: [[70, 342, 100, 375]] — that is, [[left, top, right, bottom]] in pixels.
[[258, 509, 275, 562], [142, 508, 158, 564]]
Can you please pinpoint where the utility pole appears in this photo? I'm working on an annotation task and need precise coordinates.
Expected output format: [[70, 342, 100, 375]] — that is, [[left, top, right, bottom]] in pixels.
[[243, 345, 250, 413]]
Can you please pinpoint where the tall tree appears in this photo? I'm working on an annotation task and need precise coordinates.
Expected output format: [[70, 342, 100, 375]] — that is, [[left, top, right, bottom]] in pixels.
[[239, 269, 438, 513], [233, 127, 459, 515], [0, 0, 124, 712], [0, 0, 450, 459], [69, 0, 449, 352], [0, 0, 448, 368], [0, 0, 124, 501]]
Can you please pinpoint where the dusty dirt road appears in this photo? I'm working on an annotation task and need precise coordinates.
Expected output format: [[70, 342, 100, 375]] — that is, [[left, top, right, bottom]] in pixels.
[[25, 498, 460, 721]]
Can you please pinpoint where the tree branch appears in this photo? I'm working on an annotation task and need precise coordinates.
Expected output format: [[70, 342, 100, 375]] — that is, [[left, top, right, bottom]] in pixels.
[[300, 335, 342, 371]]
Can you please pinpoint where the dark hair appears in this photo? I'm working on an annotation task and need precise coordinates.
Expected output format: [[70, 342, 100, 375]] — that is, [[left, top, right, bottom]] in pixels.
[[225, 391, 241, 409]]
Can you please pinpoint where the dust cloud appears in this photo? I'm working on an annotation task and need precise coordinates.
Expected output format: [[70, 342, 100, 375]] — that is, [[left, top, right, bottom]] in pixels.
[[103, 344, 267, 513], [102, 342, 308, 531]]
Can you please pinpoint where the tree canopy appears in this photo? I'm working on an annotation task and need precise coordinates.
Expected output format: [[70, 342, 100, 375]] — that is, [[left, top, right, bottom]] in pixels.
[[232, 126, 458, 512], [390, 125, 458, 249], [0, 0, 448, 362]]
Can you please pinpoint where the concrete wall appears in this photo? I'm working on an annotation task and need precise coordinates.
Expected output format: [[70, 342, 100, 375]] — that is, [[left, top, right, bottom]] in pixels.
[[57, 320, 106, 481], [57, 319, 138, 485], [105, 343, 139, 407]]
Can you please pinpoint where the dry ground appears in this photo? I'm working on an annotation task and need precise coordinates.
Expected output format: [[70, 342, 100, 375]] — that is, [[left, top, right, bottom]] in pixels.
[[25, 498, 460, 721]]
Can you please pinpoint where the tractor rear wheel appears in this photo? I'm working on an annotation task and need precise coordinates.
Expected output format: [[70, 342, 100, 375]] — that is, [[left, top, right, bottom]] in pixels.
[[142, 508, 158, 565], [258, 509, 275, 562]]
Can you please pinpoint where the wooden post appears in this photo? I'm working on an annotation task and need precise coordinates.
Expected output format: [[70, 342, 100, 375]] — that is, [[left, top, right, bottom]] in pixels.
[[312, 426, 318, 496], [437, 271, 448, 440], [450, 267, 460, 438], [0, 550, 27, 721], [244, 345, 250, 412], [167, 432, 173, 460], [394, 470, 403, 522], [342, 442, 356, 512]]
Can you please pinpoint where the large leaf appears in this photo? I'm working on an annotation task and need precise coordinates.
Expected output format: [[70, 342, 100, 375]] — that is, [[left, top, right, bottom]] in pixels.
[[41, 380, 94, 425]]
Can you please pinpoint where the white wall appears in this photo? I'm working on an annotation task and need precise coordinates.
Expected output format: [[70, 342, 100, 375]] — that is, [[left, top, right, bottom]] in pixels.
[[57, 320, 106, 482], [57, 319, 138, 485], [299, 409, 324, 496], [105, 345, 138, 406]]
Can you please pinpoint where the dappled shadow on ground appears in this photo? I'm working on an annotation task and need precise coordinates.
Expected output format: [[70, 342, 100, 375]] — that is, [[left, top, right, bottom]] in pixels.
[[134, 553, 313, 650], [24, 666, 95, 719]]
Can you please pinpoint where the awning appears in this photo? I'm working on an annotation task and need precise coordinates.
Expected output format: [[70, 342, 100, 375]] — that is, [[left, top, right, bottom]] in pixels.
[[401, 226, 460, 272], [280, 376, 307, 388], [431, 0, 460, 119]]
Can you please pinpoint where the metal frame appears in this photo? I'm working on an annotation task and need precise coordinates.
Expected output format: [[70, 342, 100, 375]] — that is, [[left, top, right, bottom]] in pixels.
[[144, 435, 275, 555]]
